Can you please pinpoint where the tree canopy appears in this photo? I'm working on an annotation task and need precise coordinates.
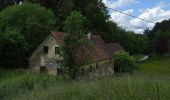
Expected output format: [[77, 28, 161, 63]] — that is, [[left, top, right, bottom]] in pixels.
[[1, 1, 167, 68], [0, 0, 24, 11], [0, 0, 150, 55], [144, 19, 170, 55], [0, 28, 29, 68], [62, 11, 87, 78], [0, 3, 56, 68], [0, 3, 56, 54]]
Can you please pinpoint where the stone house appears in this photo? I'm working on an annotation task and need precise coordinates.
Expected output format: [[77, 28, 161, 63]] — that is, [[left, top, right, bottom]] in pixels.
[[29, 32, 123, 75]]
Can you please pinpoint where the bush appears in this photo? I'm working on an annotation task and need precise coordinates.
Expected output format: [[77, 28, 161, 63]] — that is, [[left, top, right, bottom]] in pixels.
[[21, 78, 34, 92], [114, 51, 135, 73], [0, 85, 6, 99]]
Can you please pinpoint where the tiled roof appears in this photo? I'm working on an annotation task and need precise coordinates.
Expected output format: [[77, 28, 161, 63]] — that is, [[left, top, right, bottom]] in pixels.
[[90, 35, 109, 61], [105, 43, 124, 58], [51, 32, 65, 45], [50, 32, 123, 63]]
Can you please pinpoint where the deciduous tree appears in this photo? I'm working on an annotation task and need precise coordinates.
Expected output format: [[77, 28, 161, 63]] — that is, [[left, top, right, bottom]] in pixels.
[[153, 31, 170, 55], [62, 11, 86, 78], [0, 3, 56, 54], [0, 28, 29, 68]]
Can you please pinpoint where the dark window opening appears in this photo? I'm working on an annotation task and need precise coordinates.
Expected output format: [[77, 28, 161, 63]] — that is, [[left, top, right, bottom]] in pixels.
[[40, 66, 47, 73], [81, 68, 85, 75], [55, 47, 60, 54], [96, 63, 99, 70], [109, 59, 112, 63], [43, 46, 48, 54], [57, 68, 63, 75], [89, 65, 92, 72]]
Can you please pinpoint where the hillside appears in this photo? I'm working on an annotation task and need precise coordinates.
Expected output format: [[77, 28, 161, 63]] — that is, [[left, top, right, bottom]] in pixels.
[[0, 57, 170, 100]]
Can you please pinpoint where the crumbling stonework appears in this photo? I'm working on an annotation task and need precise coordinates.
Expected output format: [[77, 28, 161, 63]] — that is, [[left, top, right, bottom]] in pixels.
[[78, 60, 114, 79]]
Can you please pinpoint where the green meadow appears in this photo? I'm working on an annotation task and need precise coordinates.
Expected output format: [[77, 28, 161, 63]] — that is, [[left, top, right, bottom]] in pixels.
[[1, 57, 170, 100]]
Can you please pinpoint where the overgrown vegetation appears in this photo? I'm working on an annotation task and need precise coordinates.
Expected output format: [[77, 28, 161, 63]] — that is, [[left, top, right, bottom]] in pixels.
[[0, 1, 155, 68], [0, 1, 170, 100], [62, 11, 87, 78], [0, 3, 55, 68], [114, 51, 135, 73], [144, 19, 170, 55], [0, 28, 29, 68], [1, 57, 170, 100]]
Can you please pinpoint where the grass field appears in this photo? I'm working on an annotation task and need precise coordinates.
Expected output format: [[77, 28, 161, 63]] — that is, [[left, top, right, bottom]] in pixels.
[[1, 57, 170, 100]]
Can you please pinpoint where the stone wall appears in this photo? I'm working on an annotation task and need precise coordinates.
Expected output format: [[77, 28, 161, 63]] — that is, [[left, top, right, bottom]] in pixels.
[[45, 58, 62, 75], [30, 53, 114, 77], [79, 61, 114, 79]]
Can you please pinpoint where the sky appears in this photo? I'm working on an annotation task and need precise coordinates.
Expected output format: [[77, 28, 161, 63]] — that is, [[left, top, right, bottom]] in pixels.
[[102, 0, 170, 33]]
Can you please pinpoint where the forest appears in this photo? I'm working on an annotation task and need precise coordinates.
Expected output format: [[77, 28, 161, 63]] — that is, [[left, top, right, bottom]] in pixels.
[[0, 0, 170, 69]]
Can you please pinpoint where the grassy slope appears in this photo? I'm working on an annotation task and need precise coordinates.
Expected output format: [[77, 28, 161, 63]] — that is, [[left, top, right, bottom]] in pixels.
[[137, 57, 170, 74], [1, 57, 170, 100]]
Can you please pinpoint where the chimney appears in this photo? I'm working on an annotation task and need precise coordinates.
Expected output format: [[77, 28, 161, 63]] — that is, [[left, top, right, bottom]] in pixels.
[[87, 32, 92, 40]]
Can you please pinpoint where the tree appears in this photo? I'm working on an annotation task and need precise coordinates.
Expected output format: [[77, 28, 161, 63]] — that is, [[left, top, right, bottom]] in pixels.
[[0, 3, 56, 55], [0, 0, 24, 11], [0, 28, 29, 68], [62, 11, 86, 79], [153, 31, 170, 55], [144, 28, 152, 39], [27, 0, 109, 34], [74, 0, 109, 33], [27, 0, 74, 31], [112, 29, 150, 54], [152, 19, 170, 33], [144, 19, 170, 55]]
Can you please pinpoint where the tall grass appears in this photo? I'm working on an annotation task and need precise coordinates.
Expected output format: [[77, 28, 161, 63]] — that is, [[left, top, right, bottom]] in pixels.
[[1, 57, 170, 100], [1, 72, 170, 100], [0, 69, 64, 100]]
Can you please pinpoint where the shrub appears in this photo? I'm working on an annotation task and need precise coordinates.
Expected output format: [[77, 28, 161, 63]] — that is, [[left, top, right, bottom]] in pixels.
[[114, 51, 135, 73], [21, 78, 34, 92], [0, 85, 6, 99]]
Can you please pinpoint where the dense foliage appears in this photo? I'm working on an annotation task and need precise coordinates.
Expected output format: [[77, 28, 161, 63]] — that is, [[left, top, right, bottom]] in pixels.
[[0, 28, 29, 68], [0, 0, 24, 11], [0, 3, 56, 68], [114, 51, 135, 73], [27, 0, 109, 33], [25, 0, 151, 55], [153, 31, 170, 55], [62, 11, 87, 78], [114, 30, 150, 54], [1, 0, 170, 68], [144, 19, 170, 55]]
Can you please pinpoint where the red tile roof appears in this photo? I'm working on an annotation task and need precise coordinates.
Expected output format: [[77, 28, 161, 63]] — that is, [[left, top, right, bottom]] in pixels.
[[90, 35, 109, 61], [50, 32, 123, 63], [105, 43, 124, 58], [51, 32, 65, 45]]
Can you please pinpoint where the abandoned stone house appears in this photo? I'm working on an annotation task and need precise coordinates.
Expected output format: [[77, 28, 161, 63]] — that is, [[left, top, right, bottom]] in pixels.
[[29, 32, 123, 75]]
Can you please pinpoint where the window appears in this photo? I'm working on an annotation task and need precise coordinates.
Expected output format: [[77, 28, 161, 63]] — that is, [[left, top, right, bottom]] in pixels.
[[43, 46, 48, 54], [109, 59, 112, 63], [40, 66, 47, 73], [89, 65, 92, 72], [96, 63, 99, 70], [57, 68, 63, 75], [55, 47, 60, 54], [81, 68, 85, 75]]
